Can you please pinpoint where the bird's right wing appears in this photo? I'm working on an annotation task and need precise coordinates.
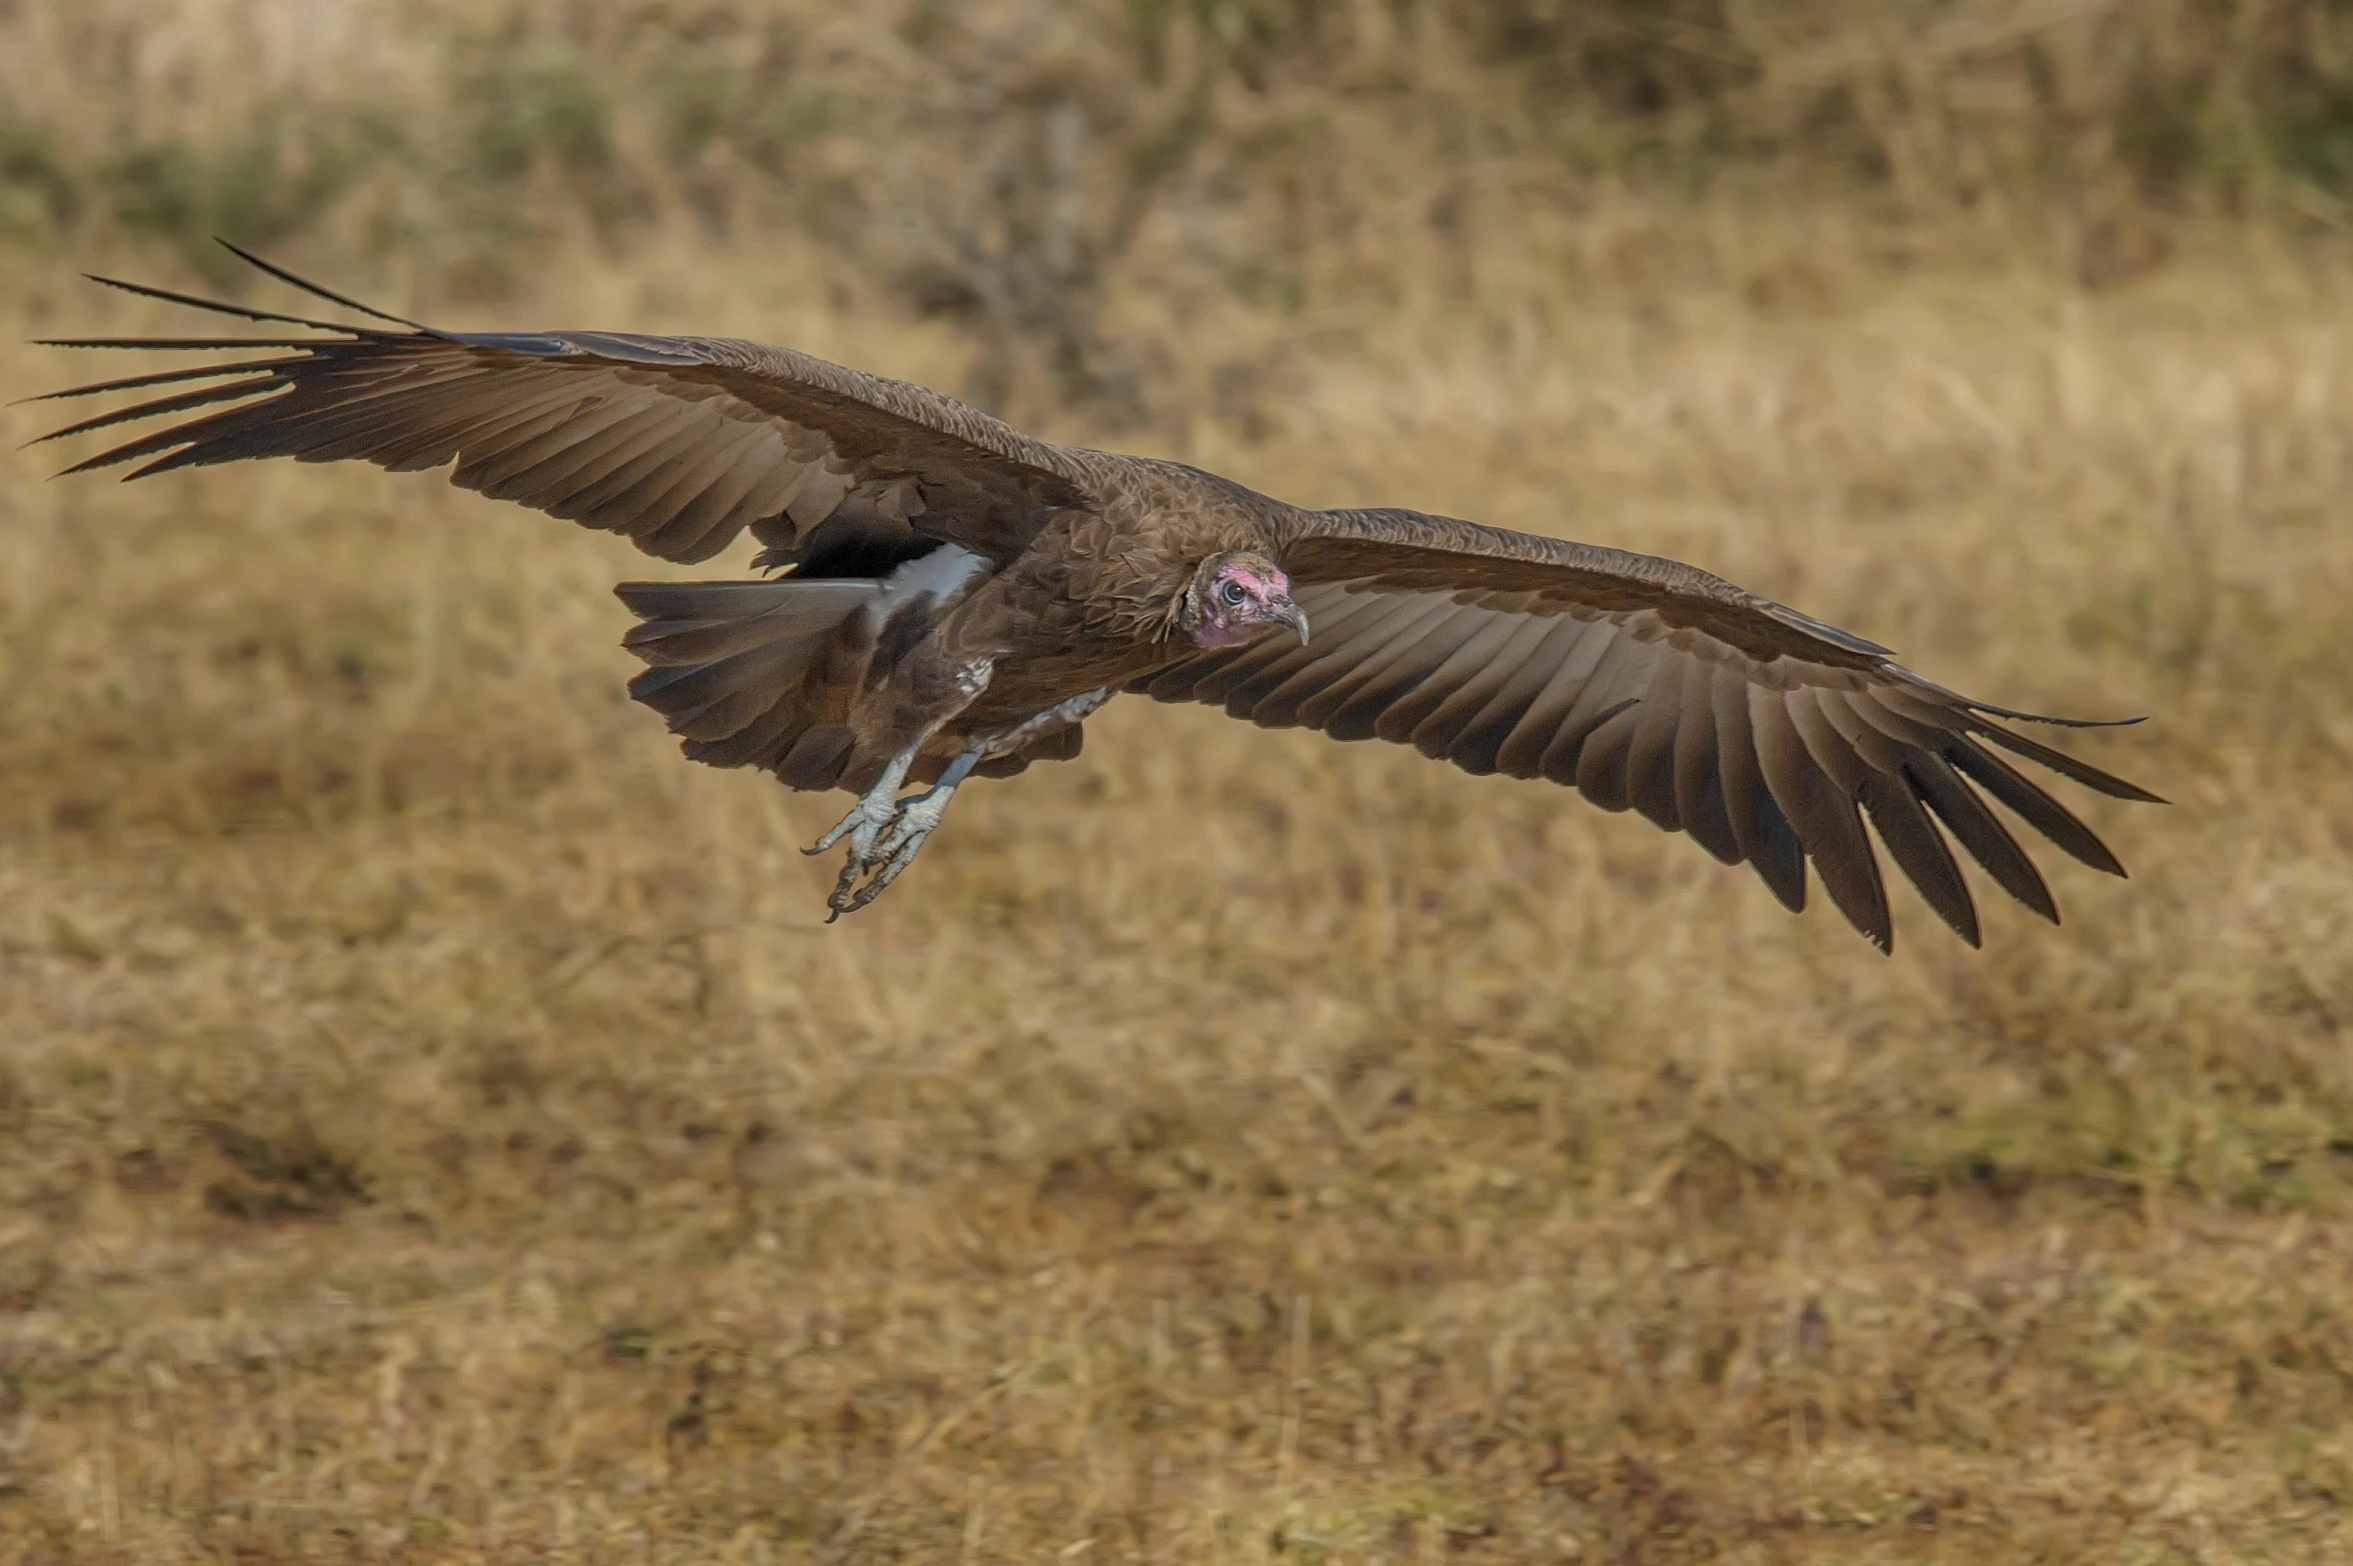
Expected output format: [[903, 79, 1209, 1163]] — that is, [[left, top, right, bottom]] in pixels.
[[1134, 507, 2160, 952], [24, 245, 1093, 569]]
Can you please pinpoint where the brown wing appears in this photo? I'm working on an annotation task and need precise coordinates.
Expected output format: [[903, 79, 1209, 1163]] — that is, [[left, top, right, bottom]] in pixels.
[[1134, 507, 2161, 952], [25, 247, 1092, 568]]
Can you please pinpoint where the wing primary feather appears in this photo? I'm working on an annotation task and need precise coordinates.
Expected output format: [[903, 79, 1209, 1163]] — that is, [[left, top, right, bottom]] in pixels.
[[16, 356, 308, 405], [214, 239, 443, 333], [1813, 690, 1919, 775], [128, 384, 479, 477], [32, 376, 281, 447], [34, 336, 333, 351], [363, 393, 531, 472], [160, 371, 485, 471], [1753, 692, 1890, 949], [1906, 754, 2057, 922], [1857, 770, 1980, 946], [227, 377, 503, 467], [1837, 687, 1963, 754], [405, 378, 615, 468], [79, 272, 382, 336], [451, 388, 649, 489], [54, 386, 298, 475], [55, 351, 458, 474], [1945, 740, 2129, 876], [1973, 721, 2166, 803]]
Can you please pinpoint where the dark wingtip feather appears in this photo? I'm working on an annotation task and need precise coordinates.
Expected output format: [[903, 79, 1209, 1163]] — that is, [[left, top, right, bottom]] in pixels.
[[1947, 740, 2130, 879], [12, 355, 305, 410], [79, 271, 371, 335], [1894, 666, 2146, 732], [26, 376, 278, 448], [1974, 720, 2168, 804], [1858, 772, 1982, 948], [1966, 702, 2147, 730], [31, 335, 325, 350], [215, 238, 441, 334], [1746, 852, 1807, 915]]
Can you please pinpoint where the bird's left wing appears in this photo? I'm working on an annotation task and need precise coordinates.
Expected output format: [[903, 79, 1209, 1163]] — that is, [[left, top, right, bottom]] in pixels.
[[1132, 506, 2160, 952], [23, 246, 1092, 568]]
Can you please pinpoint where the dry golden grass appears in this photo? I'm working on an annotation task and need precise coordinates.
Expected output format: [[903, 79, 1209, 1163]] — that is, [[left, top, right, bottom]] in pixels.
[[6, 215, 2353, 1565]]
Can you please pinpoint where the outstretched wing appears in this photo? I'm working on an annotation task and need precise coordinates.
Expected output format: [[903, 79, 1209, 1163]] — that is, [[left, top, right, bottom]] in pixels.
[[1134, 507, 2160, 952], [23, 244, 1092, 568]]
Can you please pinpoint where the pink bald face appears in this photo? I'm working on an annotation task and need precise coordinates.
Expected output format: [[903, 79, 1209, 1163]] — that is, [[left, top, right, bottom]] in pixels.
[[1186, 551, 1310, 648]]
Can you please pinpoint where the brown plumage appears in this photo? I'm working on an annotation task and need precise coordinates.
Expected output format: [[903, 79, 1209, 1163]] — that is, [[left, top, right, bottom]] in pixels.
[[25, 248, 2161, 946]]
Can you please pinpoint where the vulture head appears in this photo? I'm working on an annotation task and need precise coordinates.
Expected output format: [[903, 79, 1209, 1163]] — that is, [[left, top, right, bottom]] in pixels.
[[1180, 549, 1310, 648]]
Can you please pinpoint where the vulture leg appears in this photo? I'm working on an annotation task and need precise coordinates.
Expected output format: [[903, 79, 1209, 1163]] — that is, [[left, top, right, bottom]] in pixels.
[[836, 749, 983, 916], [806, 747, 922, 918]]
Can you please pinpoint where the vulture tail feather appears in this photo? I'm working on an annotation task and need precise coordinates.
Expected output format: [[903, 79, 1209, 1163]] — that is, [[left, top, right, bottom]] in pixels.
[[616, 578, 881, 780]]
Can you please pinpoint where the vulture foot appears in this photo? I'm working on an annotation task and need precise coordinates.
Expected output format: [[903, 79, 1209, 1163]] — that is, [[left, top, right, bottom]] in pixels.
[[809, 749, 980, 919], [808, 794, 898, 918]]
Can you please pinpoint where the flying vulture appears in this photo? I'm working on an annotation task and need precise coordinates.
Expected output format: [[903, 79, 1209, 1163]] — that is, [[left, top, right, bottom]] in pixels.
[[27, 247, 2159, 947]]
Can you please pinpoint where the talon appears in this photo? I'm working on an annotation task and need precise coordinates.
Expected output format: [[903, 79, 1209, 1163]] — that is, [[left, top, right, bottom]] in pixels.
[[806, 749, 979, 921], [827, 855, 866, 913]]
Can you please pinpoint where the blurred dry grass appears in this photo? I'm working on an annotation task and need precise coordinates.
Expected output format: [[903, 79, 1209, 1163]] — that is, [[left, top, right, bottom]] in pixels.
[[7, 2, 2353, 1563]]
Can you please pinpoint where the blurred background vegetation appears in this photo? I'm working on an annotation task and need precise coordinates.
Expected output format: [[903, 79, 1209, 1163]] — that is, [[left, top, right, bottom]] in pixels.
[[15, 5, 2353, 1559], [11, 0, 2353, 424]]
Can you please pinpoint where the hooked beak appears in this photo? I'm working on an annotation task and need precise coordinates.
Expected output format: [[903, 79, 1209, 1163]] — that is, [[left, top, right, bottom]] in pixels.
[[1274, 601, 1310, 645]]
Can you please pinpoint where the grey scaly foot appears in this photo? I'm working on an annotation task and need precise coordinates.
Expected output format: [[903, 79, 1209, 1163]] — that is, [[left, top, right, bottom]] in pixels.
[[805, 762, 915, 920], [810, 800, 894, 918], [827, 750, 982, 918], [835, 795, 954, 914]]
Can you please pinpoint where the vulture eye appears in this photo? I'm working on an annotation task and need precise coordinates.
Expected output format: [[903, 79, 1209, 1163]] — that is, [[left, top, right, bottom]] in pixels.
[[1219, 579, 1248, 607]]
